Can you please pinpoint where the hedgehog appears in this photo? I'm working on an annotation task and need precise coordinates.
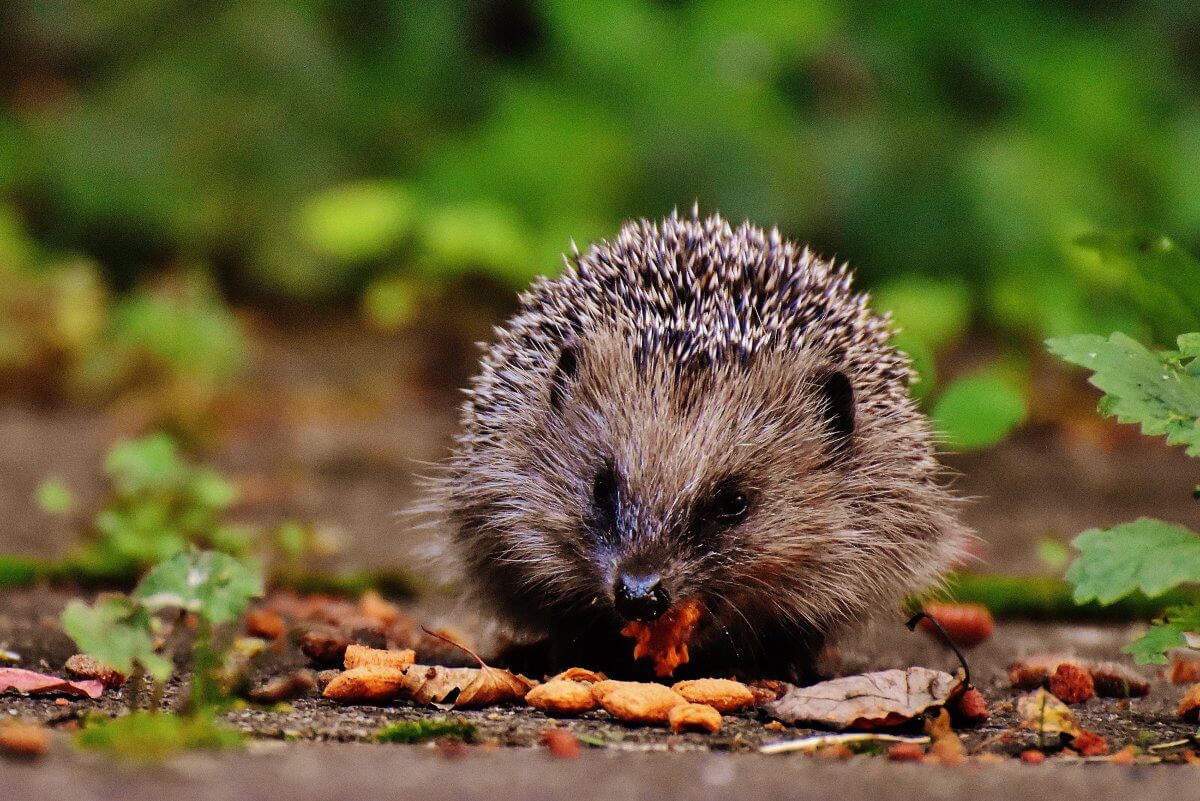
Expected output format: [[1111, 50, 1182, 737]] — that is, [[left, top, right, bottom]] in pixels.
[[428, 210, 969, 681]]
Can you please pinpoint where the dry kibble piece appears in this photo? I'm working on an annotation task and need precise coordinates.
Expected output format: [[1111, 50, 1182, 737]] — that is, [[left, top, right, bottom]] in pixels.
[[918, 602, 994, 647], [527, 680, 598, 716], [300, 626, 351, 667], [1049, 663, 1095, 704], [322, 665, 410, 703], [248, 670, 317, 703], [1071, 730, 1109, 757], [0, 722, 50, 758], [357, 590, 405, 626], [64, 654, 125, 688], [596, 681, 686, 725], [1170, 658, 1200, 685], [1109, 746, 1137, 765], [671, 678, 757, 713], [343, 644, 416, 670], [1178, 683, 1200, 722], [668, 702, 722, 734], [1019, 749, 1046, 765], [1089, 662, 1149, 698], [540, 728, 581, 759], [245, 608, 287, 640], [549, 667, 607, 684], [950, 687, 988, 726]]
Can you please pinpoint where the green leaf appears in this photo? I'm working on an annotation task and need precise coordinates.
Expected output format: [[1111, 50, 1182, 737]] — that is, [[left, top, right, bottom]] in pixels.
[[1047, 332, 1200, 456], [134, 550, 263, 624], [1124, 621, 1188, 664], [1067, 519, 1200, 605], [298, 180, 415, 262], [105, 433, 186, 497], [36, 479, 74, 515], [931, 374, 1027, 450], [875, 278, 971, 351], [61, 595, 171, 680]]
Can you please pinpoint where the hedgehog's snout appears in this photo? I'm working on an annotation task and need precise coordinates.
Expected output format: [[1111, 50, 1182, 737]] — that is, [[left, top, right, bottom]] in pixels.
[[613, 572, 670, 622]]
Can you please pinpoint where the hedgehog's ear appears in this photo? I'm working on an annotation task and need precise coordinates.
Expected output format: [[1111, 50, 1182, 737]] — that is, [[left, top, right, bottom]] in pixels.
[[813, 367, 855, 452], [549, 345, 579, 411]]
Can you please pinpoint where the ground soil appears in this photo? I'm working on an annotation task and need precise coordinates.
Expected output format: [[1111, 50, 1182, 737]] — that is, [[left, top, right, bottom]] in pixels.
[[3, 318, 1200, 799]]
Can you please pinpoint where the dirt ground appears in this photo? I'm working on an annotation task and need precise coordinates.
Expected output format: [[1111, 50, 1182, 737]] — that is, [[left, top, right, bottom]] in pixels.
[[4, 318, 1200, 798]]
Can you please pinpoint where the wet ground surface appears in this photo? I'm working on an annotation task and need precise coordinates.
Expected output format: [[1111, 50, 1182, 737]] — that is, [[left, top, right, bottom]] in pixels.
[[3, 319, 1200, 797]]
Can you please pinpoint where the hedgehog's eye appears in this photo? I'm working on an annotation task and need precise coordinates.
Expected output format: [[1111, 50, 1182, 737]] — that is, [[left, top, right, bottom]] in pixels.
[[592, 465, 618, 514], [708, 482, 750, 526]]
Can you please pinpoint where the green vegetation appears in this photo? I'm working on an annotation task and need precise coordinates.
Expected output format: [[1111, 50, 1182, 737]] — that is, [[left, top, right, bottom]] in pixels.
[[75, 711, 244, 760], [374, 717, 476, 744], [64, 548, 264, 710], [1050, 329, 1200, 662]]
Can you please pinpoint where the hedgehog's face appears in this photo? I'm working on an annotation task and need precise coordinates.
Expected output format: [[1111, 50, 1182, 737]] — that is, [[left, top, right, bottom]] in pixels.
[[457, 327, 916, 653]]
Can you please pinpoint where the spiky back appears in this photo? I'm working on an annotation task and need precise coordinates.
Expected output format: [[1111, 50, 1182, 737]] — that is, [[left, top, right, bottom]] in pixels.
[[463, 211, 919, 461]]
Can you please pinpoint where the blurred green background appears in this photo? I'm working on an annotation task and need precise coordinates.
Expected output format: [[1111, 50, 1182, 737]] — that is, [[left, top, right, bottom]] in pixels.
[[2, 0, 1199, 446]]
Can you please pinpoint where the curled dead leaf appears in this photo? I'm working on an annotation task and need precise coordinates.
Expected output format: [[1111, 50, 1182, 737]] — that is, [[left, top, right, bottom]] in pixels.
[[0, 667, 103, 699], [765, 668, 964, 730]]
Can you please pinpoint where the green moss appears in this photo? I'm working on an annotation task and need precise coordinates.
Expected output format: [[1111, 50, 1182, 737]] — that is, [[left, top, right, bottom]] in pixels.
[[74, 712, 243, 760], [374, 717, 475, 744]]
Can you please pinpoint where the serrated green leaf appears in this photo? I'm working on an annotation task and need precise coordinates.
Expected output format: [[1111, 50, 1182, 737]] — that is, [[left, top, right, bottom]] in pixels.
[[134, 550, 263, 624], [1067, 519, 1200, 605], [1047, 333, 1200, 456], [1123, 622, 1187, 664], [61, 595, 172, 680]]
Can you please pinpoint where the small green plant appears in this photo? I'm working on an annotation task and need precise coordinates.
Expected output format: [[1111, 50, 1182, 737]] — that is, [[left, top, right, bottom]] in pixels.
[[374, 717, 476, 744], [46, 433, 252, 575], [75, 710, 243, 760], [63, 548, 263, 712], [1049, 330, 1200, 662]]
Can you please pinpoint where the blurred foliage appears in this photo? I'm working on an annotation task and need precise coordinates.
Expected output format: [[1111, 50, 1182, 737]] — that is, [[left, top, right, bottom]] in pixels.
[[0, 206, 247, 430], [40, 433, 319, 579], [0, 1, 1198, 450], [1, 1, 1195, 310], [75, 711, 244, 760]]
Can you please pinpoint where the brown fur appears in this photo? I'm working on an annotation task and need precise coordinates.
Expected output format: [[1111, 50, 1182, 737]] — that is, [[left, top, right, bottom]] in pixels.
[[426, 211, 969, 679]]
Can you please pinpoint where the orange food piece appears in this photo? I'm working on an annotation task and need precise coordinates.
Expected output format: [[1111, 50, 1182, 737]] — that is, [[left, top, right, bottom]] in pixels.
[[950, 687, 988, 726], [1019, 749, 1046, 765], [1048, 663, 1095, 704], [245, 608, 287, 640], [1170, 657, 1200, 685], [918, 602, 994, 647], [321, 665, 409, 703], [619, 598, 703, 677], [0, 722, 50, 758], [1178, 683, 1200, 722], [64, 654, 126, 688], [887, 742, 925, 762], [549, 667, 606, 684], [1109, 746, 1136, 765], [343, 644, 416, 670], [668, 703, 722, 734], [526, 680, 598, 716], [540, 728, 581, 758], [593, 680, 686, 724], [671, 678, 757, 712], [1071, 730, 1109, 757], [357, 590, 405, 626]]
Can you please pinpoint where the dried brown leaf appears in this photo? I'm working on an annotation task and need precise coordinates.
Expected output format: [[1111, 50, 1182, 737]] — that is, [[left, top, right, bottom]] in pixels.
[[764, 668, 963, 730]]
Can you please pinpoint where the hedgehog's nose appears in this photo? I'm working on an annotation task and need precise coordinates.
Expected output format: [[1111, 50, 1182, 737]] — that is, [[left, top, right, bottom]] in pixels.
[[614, 573, 670, 622]]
